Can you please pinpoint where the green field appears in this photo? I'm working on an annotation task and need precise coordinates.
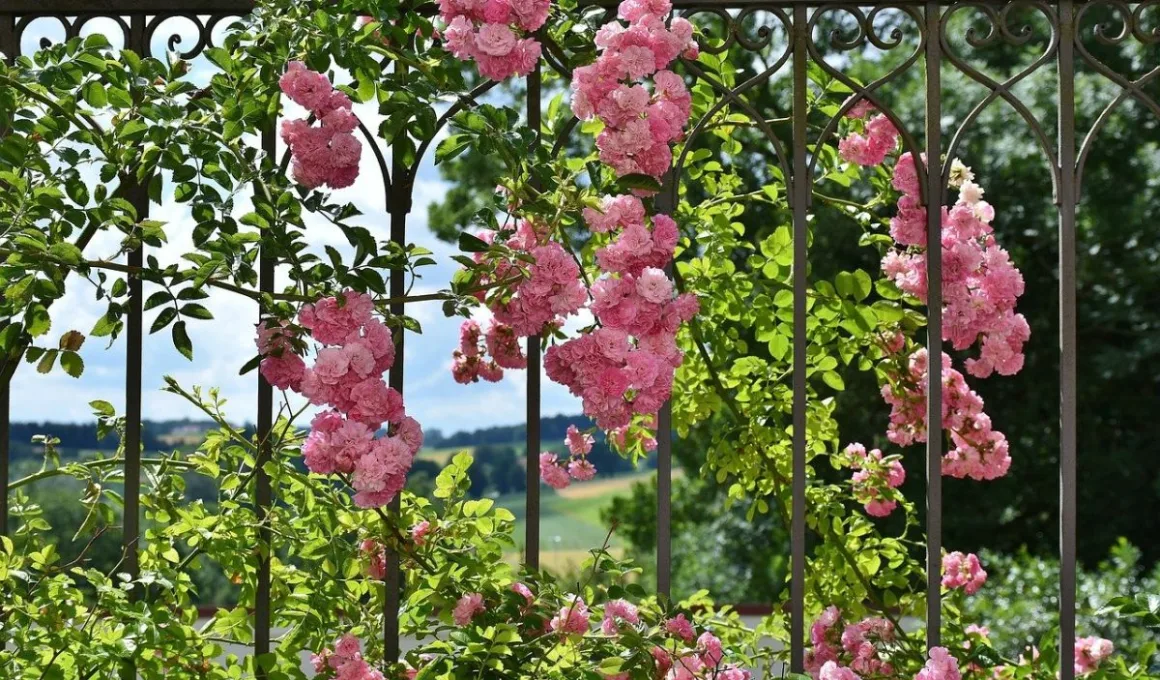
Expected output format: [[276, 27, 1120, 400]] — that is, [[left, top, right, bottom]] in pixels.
[[418, 446, 679, 573], [495, 469, 683, 574]]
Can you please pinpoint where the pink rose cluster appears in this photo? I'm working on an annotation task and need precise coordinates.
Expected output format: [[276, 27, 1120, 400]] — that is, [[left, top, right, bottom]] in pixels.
[[453, 592, 486, 626], [600, 599, 641, 636], [451, 0, 700, 484], [841, 443, 905, 518], [255, 320, 305, 391], [359, 538, 388, 579], [550, 597, 591, 635], [539, 424, 598, 490], [278, 62, 362, 190], [882, 152, 1030, 379], [570, 0, 697, 181], [805, 606, 896, 680], [658, 631, 751, 680], [543, 199, 697, 436], [480, 220, 589, 337], [1074, 636, 1114, 676], [838, 107, 899, 168], [915, 647, 962, 680], [452, 319, 527, 384], [439, 0, 547, 80], [257, 290, 424, 508], [881, 348, 1011, 481], [941, 551, 987, 595], [310, 634, 385, 680]]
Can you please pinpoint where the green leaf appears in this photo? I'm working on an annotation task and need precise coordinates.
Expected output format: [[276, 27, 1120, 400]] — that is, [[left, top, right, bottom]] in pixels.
[[223, 119, 244, 141], [48, 242, 83, 265], [91, 311, 118, 337], [83, 33, 111, 49], [203, 47, 234, 73], [238, 353, 261, 375], [144, 291, 171, 311], [26, 305, 52, 337], [616, 173, 662, 192], [435, 134, 470, 164], [180, 303, 213, 320], [36, 349, 58, 374], [458, 232, 490, 253], [172, 320, 192, 360], [150, 307, 178, 333], [81, 80, 107, 107], [90, 400, 116, 416], [821, 371, 845, 391], [60, 351, 84, 378]]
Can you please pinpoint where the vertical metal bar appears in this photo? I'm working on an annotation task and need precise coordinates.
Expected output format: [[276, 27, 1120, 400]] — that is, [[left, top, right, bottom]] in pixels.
[[0, 15, 15, 63], [525, 61, 542, 572], [656, 401, 671, 598], [254, 123, 276, 680], [385, 66, 410, 662], [383, 204, 404, 662], [654, 168, 676, 600], [923, 0, 944, 651], [1057, 3, 1078, 678], [789, 5, 809, 672], [119, 15, 147, 680]]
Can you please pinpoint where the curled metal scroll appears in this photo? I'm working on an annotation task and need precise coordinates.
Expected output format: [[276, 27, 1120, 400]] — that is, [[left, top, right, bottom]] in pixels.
[[1075, 0, 1160, 195], [681, 4, 790, 55], [144, 13, 241, 60], [14, 14, 117, 51], [806, 4, 929, 203], [941, 1, 1060, 200], [675, 7, 795, 206]]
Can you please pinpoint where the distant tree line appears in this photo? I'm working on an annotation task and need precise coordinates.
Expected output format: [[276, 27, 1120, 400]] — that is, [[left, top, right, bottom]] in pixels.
[[4, 419, 218, 457]]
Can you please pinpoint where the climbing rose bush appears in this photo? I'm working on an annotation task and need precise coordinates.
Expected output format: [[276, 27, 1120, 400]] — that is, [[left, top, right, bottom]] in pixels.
[[3, 0, 1155, 677], [446, 0, 699, 493]]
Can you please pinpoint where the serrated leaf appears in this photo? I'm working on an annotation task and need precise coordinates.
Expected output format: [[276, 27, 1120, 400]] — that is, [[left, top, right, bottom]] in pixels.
[[81, 80, 107, 107], [150, 307, 178, 333], [60, 351, 84, 378], [36, 349, 58, 374], [58, 330, 85, 351], [180, 303, 213, 320], [172, 320, 192, 360]]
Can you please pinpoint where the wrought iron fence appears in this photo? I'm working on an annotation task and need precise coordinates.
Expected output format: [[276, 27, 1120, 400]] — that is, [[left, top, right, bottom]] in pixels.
[[2, 0, 1156, 677]]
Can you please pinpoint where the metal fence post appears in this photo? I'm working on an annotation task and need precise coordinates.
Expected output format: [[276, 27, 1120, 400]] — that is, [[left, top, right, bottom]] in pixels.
[[254, 122, 276, 680], [790, 4, 809, 672], [923, 0, 945, 651], [526, 61, 542, 572], [1057, 2, 1078, 677]]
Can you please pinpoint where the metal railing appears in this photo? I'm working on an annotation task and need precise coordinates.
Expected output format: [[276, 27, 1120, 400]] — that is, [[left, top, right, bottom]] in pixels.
[[3, 0, 1156, 678]]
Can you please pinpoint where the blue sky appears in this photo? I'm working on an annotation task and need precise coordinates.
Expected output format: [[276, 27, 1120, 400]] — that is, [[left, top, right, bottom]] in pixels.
[[9, 20, 582, 437]]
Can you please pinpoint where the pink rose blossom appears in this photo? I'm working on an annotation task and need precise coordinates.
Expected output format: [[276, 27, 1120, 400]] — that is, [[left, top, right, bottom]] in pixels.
[[453, 592, 485, 626], [550, 597, 590, 634], [941, 551, 987, 595], [411, 520, 431, 546]]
